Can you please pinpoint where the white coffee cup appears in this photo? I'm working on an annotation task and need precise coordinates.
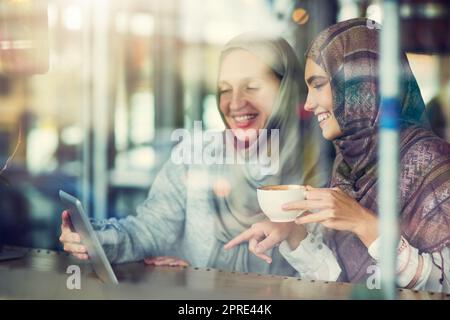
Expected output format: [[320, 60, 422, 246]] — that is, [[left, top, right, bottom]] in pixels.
[[257, 185, 306, 222]]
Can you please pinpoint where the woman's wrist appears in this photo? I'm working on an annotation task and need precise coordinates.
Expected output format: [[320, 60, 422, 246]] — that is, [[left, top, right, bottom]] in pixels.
[[286, 224, 308, 250], [354, 208, 379, 248]]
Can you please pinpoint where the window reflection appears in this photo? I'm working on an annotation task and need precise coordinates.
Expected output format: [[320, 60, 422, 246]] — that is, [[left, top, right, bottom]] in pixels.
[[0, 0, 448, 252]]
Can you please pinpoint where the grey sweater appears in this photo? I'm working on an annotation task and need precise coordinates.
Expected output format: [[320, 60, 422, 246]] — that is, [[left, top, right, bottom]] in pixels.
[[93, 159, 216, 268], [90, 133, 332, 276]]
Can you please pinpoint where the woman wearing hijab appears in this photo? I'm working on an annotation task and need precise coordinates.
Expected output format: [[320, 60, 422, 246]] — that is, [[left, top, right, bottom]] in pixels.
[[227, 18, 450, 292], [59, 32, 325, 275]]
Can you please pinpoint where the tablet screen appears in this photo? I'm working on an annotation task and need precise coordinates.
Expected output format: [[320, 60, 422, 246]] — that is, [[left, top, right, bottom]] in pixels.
[[59, 190, 118, 284]]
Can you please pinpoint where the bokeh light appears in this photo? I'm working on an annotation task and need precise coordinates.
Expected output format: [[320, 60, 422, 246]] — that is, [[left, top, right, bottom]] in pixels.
[[292, 8, 309, 25]]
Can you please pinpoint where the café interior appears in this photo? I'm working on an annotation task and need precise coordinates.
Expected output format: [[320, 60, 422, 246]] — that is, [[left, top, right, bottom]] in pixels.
[[0, 0, 449, 299]]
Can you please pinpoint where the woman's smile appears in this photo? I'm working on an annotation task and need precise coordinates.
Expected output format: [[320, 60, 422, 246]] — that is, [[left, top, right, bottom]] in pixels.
[[231, 112, 259, 129], [304, 58, 343, 140], [218, 49, 281, 143], [317, 111, 332, 127]]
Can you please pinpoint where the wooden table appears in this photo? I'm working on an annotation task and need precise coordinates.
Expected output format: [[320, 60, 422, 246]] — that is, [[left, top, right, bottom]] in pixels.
[[1, 247, 449, 300]]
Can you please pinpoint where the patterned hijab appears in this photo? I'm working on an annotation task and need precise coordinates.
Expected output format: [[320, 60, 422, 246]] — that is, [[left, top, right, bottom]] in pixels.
[[207, 32, 326, 275], [306, 18, 450, 282]]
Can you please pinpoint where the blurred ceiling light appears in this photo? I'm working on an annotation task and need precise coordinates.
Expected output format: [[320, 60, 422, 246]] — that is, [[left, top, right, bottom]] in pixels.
[[115, 12, 128, 33], [203, 95, 226, 130], [274, 0, 295, 19], [423, 3, 446, 18], [130, 92, 155, 144], [63, 5, 82, 30], [124, 147, 155, 170], [338, 0, 359, 22], [130, 13, 154, 36], [27, 121, 59, 174], [203, 21, 240, 44], [0, 40, 32, 50], [61, 126, 83, 145], [366, 3, 382, 24], [400, 2, 447, 19], [47, 4, 58, 28], [292, 8, 309, 25]]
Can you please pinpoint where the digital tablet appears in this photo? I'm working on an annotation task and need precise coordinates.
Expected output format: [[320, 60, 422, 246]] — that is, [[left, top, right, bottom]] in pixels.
[[59, 190, 118, 284]]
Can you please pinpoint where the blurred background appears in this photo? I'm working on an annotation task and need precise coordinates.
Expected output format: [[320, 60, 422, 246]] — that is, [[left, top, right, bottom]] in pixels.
[[0, 0, 449, 250]]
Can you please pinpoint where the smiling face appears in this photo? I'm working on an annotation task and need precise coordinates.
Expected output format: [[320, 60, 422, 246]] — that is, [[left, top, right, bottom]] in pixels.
[[304, 58, 343, 140], [218, 49, 281, 142]]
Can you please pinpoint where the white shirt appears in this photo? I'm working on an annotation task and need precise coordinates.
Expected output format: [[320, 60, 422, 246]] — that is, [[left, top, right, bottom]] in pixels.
[[279, 224, 450, 293]]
